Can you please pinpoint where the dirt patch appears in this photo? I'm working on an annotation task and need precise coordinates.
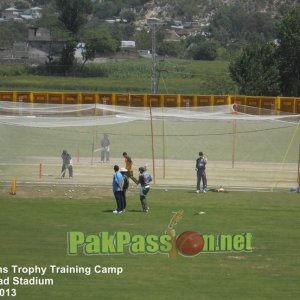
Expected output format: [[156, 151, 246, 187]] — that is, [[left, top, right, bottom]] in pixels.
[[0, 157, 297, 190]]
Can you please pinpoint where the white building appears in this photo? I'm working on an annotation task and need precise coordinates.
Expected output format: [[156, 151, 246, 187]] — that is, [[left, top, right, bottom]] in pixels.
[[21, 7, 42, 20], [2, 7, 19, 20]]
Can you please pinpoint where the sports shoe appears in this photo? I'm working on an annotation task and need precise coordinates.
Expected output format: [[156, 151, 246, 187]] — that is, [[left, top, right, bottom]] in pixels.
[[118, 210, 123, 214], [196, 190, 200, 193], [203, 189, 207, 193], [113, 210, 118, 214]]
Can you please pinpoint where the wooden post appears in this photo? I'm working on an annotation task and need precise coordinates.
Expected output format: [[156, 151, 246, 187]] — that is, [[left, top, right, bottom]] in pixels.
[[297, 142, 300, 193], [39, 163, 42, 179], [232, 102, 237, 169], [149, 99, 156, 184]]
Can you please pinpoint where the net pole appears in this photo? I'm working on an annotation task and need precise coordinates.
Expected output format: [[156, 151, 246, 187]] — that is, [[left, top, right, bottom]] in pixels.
[[39, 163, 42, 179], [297, 141, 300, 193], [91, 136, 95, 165], [231, 102, 239, 168], [91, 102, 97, 165], [160, 73, 169, 179], [232, 118, 237, 169], [149, 100, 156, 184], [162, 106, 166, 179]]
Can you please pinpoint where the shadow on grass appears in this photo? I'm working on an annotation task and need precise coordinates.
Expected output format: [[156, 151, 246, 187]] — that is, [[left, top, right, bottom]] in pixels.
[[102, 209, 114, 213], [102, 209, 142, 213]]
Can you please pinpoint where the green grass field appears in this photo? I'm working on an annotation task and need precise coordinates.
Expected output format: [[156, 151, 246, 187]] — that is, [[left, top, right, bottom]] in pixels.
[[0, 58, 236, 94], [1, 54, 299, 299], [0, 187, 300, 300]]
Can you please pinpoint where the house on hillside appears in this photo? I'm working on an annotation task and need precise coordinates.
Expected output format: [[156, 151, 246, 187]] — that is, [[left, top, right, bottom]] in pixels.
[[12, 42, 29, 59], [2, 7, 19, 20], [0, 42, 28, 61], [120, 40, 137, 56], [30, 7, 42, 19], [28, 27, 65, 62], [2, 6, 42, 21], [20, 7, 42, 20], [28, 27, 51, 42]]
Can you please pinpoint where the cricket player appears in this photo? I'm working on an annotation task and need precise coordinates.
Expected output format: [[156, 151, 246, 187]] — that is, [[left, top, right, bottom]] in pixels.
[[122, 152, 138, 184], [195, 151, 207, 193], [112, 165, 125, 214], [120, 168, 129, 210], [61, 150, 73, 179], [100, 133, 110, 163], [137, 166, 152, 212]]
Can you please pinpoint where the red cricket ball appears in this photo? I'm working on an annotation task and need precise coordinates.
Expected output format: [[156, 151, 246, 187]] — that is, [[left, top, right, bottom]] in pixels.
[[176, 231, 205, 256]]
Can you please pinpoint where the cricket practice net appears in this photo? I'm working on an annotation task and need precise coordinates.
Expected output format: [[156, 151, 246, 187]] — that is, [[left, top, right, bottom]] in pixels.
[[0, 100, 299, 191]]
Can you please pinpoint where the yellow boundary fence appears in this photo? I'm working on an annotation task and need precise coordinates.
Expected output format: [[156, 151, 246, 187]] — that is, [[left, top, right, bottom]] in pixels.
[[0, 91, 300, 113]]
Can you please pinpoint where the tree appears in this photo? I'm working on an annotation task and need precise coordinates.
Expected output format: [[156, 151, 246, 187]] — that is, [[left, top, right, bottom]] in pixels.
[[55, 0, 92, 34], [15, 1, 30, 9], [183, 34, 217, 60], [229, 43, 280, 96], [120, 9, 136, 23], [0, 21, 27, 48], [54, 0, 92, 73], [134, 29, 152, 50], [276, 7, 300, 96], [93, 1, 118, 19], [176, 1, 197, 22], [185, 41, 217, 61], [209, 5, 275, 48], [82, 30, 119, 66], [157, 41, 183, 57]]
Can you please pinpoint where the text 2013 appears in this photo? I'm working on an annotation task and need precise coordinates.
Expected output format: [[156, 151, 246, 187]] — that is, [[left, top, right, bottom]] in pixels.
[[0, 289, 16, 297]]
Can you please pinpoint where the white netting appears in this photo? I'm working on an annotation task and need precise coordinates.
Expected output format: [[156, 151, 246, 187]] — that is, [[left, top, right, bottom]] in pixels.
[[0, 100, 299, 190], [0, 101, 299, 127]]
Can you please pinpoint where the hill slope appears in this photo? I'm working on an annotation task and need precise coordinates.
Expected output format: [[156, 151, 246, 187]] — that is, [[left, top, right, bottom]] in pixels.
[[138, 0, 299, 22]]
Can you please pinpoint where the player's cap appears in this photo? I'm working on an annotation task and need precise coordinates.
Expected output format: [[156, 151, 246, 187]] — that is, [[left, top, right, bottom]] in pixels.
[[139, 166, 145, 173]]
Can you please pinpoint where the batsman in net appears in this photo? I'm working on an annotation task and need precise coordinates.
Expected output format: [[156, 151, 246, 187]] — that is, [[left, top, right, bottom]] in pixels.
[[61, 150, 73, 179]]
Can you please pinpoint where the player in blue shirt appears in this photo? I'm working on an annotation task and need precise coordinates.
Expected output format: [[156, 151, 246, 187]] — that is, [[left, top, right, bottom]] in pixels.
[[195, 151, 207, 193], [112, 165, 124, 214]]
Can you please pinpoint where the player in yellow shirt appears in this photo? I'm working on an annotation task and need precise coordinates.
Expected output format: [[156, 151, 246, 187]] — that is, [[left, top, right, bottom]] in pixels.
[[122, 152, 138, 184]]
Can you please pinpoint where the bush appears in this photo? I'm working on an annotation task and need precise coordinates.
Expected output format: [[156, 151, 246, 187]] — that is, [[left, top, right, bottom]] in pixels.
[[157, 41, 183, 57], [185, 41, 218, 61], [0, 65, 30, 76], [29, 62, 109, 77]]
